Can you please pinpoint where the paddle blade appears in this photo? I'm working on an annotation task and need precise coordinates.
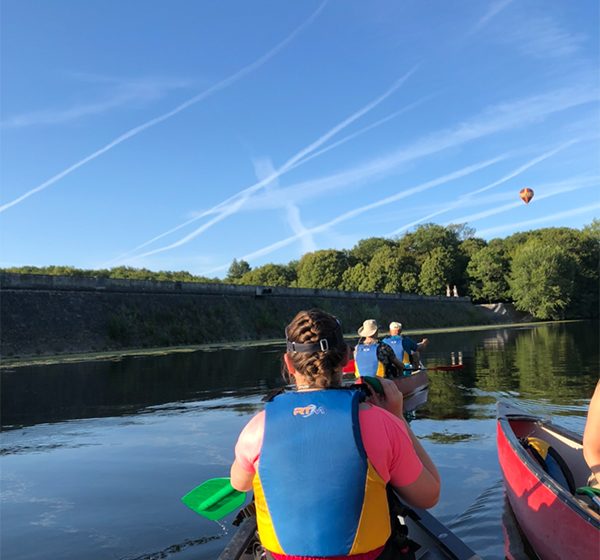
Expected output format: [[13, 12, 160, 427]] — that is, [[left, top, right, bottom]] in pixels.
[[355, 376, 384, 396], [182, 477, 247, 520]]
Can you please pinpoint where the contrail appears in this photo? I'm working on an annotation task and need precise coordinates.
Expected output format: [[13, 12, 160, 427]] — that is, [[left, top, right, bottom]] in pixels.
[[471, 0, 514, 33], [145, 83, 595, 265], [476, 202, 600, 237], [443, 176, 598, 226], [116, 67, 418, 262], [243, 85, 598, 216], [107, 88, 422, 265], [288, 95, 432, 171], [207, 172, 596, 274], [253, 157, 317, 253], [387, 138, 580, 236], [0, 1, 328, 214], [202, 155, 506, 273], [114, 81, 595, 265]]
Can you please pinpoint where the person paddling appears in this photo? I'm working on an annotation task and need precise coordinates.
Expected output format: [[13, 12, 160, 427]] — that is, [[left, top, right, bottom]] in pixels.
[[354, 319, 404, 378], [229, 309, 440, 560], [382, 321, 428, 372], [583, 380, 600, 488]]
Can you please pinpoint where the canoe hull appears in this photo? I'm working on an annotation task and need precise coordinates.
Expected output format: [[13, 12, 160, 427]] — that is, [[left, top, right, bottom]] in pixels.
[[496, 402, 600, 560], [393, 368, 429, 397], [343, 368, 429, 398], [217, 492, 481, 560]]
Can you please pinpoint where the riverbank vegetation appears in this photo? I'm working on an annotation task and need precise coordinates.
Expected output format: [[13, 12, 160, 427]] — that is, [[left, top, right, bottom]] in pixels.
[[4, 221, 598, 321]]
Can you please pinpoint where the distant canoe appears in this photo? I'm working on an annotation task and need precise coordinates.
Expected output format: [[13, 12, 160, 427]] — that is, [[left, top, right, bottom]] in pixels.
[[394, 368, 429, 397], [342, 366, 429, 398]]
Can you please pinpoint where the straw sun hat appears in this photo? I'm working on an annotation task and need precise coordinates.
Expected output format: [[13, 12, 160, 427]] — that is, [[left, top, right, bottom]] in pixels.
[[357, 319, 378, 337]]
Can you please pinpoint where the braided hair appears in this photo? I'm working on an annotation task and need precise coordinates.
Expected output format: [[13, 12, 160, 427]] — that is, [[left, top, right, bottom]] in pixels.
[[284, 309, 348, 388]]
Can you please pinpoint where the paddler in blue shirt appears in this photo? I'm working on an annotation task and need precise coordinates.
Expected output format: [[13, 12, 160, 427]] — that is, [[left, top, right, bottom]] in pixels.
[[382, 322, 429, 373], [354, 319, 404, 378]]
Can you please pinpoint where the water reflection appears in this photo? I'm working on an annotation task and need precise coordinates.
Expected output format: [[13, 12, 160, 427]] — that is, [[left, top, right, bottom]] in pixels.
[[2, 322, 597, 430], [1, 321, 597, 560], [1, 347, 284, 428]]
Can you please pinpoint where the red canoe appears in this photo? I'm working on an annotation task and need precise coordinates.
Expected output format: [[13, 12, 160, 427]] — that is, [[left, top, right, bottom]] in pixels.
[[497, 401, 600, 560]]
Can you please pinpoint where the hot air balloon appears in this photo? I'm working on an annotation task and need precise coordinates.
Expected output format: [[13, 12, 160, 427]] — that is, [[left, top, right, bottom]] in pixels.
[[519, 187, 534, 204]]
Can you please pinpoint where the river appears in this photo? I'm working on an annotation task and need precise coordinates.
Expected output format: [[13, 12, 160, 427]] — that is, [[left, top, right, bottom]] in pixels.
[[1, 321, 598, 560]]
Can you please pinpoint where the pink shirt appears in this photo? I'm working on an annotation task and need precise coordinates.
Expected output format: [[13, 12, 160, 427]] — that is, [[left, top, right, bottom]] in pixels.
[[234, 404, 424, 560]]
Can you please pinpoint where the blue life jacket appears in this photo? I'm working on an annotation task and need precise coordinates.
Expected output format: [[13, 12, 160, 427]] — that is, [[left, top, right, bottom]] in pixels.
[[254, 390, 390, 556], [382, 336, 411, 366], [354, 343, 385, 377]]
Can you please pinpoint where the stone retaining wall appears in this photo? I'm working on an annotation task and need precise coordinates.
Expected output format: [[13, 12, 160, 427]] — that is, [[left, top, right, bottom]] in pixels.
[[1, 273, 491, 358]]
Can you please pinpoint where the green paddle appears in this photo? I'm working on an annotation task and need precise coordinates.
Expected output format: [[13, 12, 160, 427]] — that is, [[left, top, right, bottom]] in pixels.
[[181, 477, 247, 520], [354, 376, 384, 396]]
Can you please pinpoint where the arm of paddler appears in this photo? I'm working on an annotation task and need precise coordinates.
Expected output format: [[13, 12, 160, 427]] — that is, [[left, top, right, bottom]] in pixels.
[[392, 421, 441, 509], [377, 378, 441, 509], [583, 380, 600, 486], [391, 355, 404, 373], [229, 410, 264, 492], [230, 460, 254, 492]]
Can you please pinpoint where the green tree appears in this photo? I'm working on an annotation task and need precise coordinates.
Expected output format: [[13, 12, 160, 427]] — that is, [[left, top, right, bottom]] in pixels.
[[365, 247, 403, 293], [419, 247, 455, 295], [527, 228, 599, 317], [509, 238, 577, 319], [226, 259, 251, 283], [397, 223, 461, 266], [457, 237, 487, 295], [397, 224, 464, 292], [350, 237, 396, 264], [459, 237, 487, 259], [296, 250, 351, 290], [341, 247, 417, 294], [400, 271, 419, 293], [371, 247, 422, 293], [448, 223, 476, 241], [286, 260, 300, 288], [501, 230, 536, 257], [340, 263, 372, 292], [582, 218, 600, 242], [238, 263, 295, 287], [467, 240, 510, 301]]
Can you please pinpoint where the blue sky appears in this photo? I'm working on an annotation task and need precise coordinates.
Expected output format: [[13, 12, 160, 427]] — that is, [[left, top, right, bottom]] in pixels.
[[1, 0, 599, 277]]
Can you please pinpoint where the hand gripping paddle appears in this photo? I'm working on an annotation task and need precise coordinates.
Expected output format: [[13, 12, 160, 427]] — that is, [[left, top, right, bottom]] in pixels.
[[354, 375, 385, 397]]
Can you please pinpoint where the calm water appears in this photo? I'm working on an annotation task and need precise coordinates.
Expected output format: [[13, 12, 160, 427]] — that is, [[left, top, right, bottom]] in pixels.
[[1, 322, 598, 560]]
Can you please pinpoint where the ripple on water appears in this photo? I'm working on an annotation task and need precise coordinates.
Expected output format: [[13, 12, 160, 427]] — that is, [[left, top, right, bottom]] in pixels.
[[448, 483, 534, 560]]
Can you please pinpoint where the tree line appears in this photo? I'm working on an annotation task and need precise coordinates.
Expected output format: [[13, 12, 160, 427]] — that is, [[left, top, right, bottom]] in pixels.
[[4, 221, 598, 321]]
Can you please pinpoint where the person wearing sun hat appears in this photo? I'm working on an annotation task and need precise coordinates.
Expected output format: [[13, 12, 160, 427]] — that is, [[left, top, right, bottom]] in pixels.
[[354, 319, 404, 378]]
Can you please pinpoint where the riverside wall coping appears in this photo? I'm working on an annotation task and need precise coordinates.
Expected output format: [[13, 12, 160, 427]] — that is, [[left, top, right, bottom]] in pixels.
[[0, 272, 471, 303]]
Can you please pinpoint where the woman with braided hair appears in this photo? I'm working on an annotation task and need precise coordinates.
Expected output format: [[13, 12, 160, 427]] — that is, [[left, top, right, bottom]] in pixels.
[[230, 308, 440, 560]]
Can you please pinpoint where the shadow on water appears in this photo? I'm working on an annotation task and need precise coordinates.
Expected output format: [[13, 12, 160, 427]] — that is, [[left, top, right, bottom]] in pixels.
[[1, 346, 286, 429]]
